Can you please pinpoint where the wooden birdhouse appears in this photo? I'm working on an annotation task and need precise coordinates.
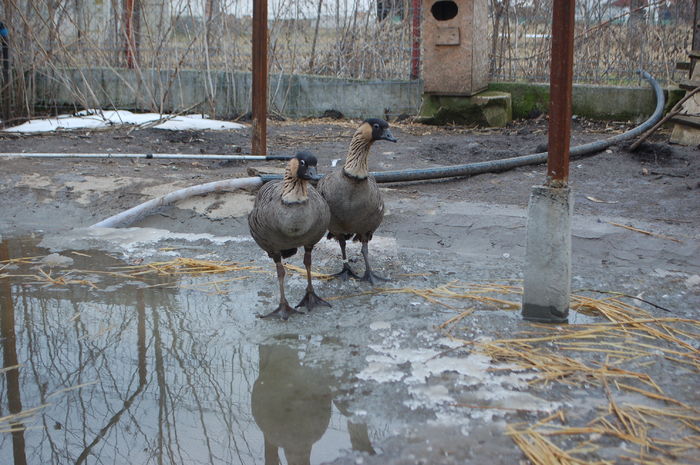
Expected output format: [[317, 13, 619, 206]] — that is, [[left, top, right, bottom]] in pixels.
[[422, 0, 489, 95]]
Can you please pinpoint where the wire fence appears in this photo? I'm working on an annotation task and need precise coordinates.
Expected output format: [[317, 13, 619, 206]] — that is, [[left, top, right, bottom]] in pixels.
[[0, 0, 694, 122]]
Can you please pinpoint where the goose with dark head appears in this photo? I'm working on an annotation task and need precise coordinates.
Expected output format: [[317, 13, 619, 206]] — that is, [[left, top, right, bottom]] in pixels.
[[248, 151, 331, 319], [317, 118, 397, 284]]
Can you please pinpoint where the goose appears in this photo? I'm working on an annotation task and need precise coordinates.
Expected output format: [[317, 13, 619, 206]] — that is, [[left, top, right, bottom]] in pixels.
[[317, 118, 397, 284], [248, 151, 331, 320]]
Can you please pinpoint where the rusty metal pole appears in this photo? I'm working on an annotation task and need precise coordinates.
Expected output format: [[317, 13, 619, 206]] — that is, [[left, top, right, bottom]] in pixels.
[[252, 0, 268, 155], [521, 0, 576, 323], [693, 0, 700, 76], [546, 0, 575, 186], [410, 0, 421, 80]]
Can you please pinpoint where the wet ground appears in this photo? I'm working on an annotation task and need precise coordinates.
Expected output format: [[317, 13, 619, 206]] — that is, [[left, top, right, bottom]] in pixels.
[[0, 118, 699, 464]]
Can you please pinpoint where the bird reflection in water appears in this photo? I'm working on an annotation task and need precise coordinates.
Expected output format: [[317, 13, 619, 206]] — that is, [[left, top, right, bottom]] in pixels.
[[252, 344, 374, 465]]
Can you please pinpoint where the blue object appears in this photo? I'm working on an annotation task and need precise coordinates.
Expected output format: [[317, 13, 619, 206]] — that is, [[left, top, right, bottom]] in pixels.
[[0, 21, 8, 38]]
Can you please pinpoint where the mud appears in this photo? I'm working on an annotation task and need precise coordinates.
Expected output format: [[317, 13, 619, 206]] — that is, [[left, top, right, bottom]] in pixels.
[[0, 118, 698, 465]]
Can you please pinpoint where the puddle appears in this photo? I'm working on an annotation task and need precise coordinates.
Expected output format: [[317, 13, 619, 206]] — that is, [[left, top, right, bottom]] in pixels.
[[0, 236, 374, 465]]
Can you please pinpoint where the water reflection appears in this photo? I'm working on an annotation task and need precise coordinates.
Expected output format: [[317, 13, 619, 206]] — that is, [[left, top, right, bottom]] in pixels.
[[252, 345, 333, 465], [1, 239, 28, 465], [0, 236, 378, 465]]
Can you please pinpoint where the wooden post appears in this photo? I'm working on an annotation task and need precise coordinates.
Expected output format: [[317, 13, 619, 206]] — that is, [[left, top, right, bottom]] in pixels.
[[546, 0, 575, 186], [123, 0, 136, 68], [410, 0, 421, 80], [252, 0, 268, 155]]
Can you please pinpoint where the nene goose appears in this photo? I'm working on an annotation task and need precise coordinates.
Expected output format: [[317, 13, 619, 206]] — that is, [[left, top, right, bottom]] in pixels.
[[317, 118, 397, 284], [248, 151, 331, 320]]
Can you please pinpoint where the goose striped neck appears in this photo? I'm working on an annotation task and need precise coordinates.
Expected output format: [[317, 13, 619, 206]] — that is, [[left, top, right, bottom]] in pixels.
[[282, 159, 309, 204], [342, 128, 373, 179]]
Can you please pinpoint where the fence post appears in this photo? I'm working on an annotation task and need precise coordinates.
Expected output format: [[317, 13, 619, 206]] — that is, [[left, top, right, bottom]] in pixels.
[[0, 20, 9, 123], [252, 0, 268, 155], [123, 0, 136, 69], [410, 0, 421, 80]]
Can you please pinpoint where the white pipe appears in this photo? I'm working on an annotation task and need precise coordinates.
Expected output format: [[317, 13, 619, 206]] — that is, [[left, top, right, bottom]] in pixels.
[[0, 152, 291, 161], [90, 176, 263, 228]]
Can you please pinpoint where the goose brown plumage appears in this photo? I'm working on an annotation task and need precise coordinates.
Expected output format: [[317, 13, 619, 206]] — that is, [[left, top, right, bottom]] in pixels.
[[248, 151, 331, 319], [317, 118, 397, 284]]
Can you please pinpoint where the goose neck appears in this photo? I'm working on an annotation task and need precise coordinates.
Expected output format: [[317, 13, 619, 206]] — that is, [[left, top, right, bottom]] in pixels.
[[343, 133, 373, 179], [281, 171, 309, 204]]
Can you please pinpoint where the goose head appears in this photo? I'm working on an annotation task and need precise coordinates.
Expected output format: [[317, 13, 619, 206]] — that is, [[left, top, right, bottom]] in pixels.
[[361, 118, 397, 143], [289, 151, 320, 181]]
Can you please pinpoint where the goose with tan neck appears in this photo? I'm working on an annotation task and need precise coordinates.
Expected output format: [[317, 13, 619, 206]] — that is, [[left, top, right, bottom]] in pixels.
[[248, 151, 331, 319], [317, 118, 397, 284]]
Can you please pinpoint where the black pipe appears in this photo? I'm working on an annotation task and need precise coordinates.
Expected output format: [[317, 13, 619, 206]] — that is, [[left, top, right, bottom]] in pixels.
[[260, 70, 664, 185]]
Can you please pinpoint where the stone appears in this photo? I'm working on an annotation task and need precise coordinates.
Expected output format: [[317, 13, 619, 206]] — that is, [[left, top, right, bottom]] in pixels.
[[417, 91, 512, 127]]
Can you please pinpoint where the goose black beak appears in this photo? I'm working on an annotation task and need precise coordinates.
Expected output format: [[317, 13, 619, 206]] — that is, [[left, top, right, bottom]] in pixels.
[[381, 128, 397, 143], [303, 166, 320, 181]]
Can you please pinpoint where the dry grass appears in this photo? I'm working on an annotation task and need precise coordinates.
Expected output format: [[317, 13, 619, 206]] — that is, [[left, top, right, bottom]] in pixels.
[[117, 257, 262, 276], [414, 283, 700, 465]]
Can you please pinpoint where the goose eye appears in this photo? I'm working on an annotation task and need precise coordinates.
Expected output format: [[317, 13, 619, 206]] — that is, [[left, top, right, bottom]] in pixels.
[[300, 160, 306, 166], [373, 124, 380, 129]]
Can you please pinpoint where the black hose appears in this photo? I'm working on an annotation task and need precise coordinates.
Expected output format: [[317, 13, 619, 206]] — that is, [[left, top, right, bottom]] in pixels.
[[260, 70, 665, 185]]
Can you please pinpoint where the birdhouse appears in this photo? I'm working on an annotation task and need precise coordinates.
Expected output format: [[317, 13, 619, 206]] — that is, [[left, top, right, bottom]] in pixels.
[[422, 0, 489, 96]]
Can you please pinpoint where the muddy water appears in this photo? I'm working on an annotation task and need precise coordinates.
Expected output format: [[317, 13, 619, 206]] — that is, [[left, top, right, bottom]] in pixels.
[[0, 236, 373, 465]]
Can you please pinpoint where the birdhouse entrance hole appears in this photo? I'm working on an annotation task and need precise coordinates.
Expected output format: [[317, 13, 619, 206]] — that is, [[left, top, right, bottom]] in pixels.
[[431, 1, 458, 21]]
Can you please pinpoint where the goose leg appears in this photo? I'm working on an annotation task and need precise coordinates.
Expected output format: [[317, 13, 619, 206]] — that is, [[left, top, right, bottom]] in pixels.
[[258, 257, 303, 320], [359, 241, 388, 285], [331, 237, 361, 280], [296, 247, 332, 310]]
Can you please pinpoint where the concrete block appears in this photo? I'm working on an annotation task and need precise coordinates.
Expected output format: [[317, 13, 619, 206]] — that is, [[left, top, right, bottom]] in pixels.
[[417, 90, 512, 127], [521, 185, 573, 323]]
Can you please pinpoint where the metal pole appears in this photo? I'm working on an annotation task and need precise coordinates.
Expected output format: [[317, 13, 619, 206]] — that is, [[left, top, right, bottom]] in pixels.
[[546, 0, 576, 186], [410, 0, 421, 80], [693, 0, 700, 77], [252, 0, 268, 156], [123, 0, 135, 69], [0, 152, 292, 161]]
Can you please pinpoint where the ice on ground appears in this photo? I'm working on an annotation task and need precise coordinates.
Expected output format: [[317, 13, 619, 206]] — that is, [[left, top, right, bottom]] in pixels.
[[40, 227, 252, 255], [3, 110, 246, 133]]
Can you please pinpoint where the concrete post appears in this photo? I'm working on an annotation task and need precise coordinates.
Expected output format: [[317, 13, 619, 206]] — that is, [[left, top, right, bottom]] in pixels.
[[521, 186, 573, 323]]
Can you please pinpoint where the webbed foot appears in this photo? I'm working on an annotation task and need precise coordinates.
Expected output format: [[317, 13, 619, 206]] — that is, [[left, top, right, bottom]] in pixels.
[[257, 302, 305, 321], [295, 290, 332, 311], [360, 270, 389, 286], [331, 262, 361, 281]]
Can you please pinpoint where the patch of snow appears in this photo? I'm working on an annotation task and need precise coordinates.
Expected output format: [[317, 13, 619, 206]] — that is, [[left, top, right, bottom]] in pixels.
[[38, 253, 75, 268], [3, 109, 246, 133], [40, 227, 251, 255], [369, 321, 391, 331], [685, 275, 700, 288], [361, 335, 555, 421], [406, 385, 454, 409], [357, 362, 405, 383]]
